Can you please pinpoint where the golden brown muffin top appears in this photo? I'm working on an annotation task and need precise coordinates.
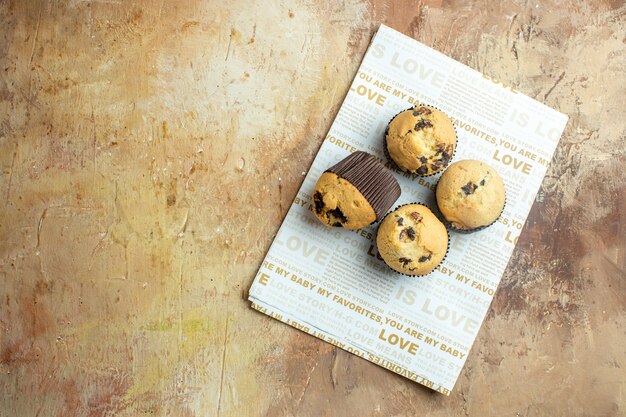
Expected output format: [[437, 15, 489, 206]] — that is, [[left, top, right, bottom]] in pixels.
[[376, 204, 448, 275], [386, 105, 456, 176], [436, 160, 505, 230]]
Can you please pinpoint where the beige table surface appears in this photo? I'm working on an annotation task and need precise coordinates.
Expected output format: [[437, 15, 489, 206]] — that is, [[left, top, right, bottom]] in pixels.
[[1, 1, 624, 416]]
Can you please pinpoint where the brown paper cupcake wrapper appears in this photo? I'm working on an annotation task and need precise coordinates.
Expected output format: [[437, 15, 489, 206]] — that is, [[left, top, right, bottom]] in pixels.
[[434, 177, 508, 233], [383, 104, 458, 178], [375, 202, 450, 278], [326, 151, 401, 223]]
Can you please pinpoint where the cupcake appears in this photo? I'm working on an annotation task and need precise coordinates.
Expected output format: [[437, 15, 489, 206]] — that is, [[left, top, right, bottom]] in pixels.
[[385, 105, 456, 176], [312, 151, 401, 230], [436, 160, 506, 232], [376, 204, 448, 276]]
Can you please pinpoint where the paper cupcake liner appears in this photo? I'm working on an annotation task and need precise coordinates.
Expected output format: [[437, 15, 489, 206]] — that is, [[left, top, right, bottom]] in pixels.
[[375, 202, 450, 278], [326, 151, 401, 223], [383, 104, 458, 178], [434, 176, 508, 233]]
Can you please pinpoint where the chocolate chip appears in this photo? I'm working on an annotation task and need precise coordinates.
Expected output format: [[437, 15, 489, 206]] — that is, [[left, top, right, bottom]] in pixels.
[[313, 192, 325, 214], [416, 166, 428, 175], [480, 178, 486, 186], [332, 222, 342, 227], [399, 227, 416, 241], [418, 254, 432, 263], [399, 257, 412, 267], [419, 156, 428, 164], [432, 151, 450, 172], [461, 182, 478, 195], [415, 120, 433, 130], [409, 212, 422, 222], [434, 145, 451, 164], [412, 107, 432, 116], [396, 217, 404, 226], [328, 207, 348, 224]]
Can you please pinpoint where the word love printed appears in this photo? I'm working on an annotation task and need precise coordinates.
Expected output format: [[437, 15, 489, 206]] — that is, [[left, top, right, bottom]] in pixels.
[[249, 24, 567, 395]]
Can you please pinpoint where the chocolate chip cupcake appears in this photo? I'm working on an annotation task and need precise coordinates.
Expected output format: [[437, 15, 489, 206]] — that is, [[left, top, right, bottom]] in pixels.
[[436, 160, 506, 231], [312, 151, 401, 230], [376, 204, 449, 276], [385, 105, 456, 176]]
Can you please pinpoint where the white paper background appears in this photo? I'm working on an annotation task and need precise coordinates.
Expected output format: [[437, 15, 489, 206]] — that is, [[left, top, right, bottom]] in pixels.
[[248, 24, 568, 394]]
